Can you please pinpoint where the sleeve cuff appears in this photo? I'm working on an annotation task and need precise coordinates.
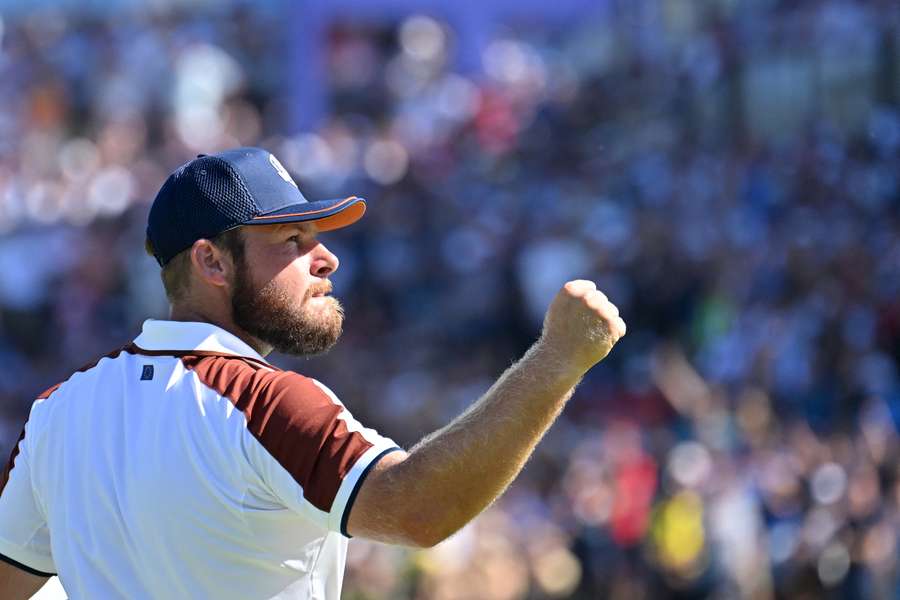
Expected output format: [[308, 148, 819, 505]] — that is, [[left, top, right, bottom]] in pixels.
[[0, 536, 55, 576], [329, 444, 403, 537]]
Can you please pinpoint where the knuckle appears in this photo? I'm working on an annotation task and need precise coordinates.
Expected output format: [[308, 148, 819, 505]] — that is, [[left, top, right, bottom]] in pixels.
[[563, 283, 580, 297], [587, 300, 606, 315], [584, 290, 608, 307], [564, 280, 596, 297], [590, 300, 613, 317], [586, 290, 608, 305]]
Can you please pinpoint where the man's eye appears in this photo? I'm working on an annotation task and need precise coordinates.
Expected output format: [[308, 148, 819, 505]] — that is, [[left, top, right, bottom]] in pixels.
[[288, 234, 314, 247], [287, 229, 316, 246]]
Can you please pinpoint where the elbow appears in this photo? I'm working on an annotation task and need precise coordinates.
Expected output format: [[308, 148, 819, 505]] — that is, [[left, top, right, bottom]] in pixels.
[[401, 510, 462, 548], [410, 493, 484, 547], [407, 527, 451, 548]]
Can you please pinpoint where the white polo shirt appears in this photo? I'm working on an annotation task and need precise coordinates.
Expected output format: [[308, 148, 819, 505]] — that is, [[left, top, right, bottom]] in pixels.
[[0, 320, 400, 599]]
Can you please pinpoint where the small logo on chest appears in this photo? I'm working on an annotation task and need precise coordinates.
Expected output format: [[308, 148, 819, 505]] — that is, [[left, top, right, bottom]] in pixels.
[[140, 365, 154, 381]]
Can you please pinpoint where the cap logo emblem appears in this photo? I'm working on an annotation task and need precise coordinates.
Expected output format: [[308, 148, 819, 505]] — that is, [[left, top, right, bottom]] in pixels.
[[268, 154, 298, 188]]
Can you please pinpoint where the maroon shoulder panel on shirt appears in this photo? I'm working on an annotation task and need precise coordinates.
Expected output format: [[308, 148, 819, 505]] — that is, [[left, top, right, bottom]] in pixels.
[[181, 355, 374, 513], [0, 346, 126, 496]]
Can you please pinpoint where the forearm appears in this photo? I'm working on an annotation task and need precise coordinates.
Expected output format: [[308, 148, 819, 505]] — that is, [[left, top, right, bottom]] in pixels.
[[377, 339, 583, 545], [347, 280, 625, 546]]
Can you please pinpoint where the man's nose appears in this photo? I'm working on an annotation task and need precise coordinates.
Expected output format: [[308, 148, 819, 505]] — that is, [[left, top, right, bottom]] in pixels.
[[310, 243, 339, 277]]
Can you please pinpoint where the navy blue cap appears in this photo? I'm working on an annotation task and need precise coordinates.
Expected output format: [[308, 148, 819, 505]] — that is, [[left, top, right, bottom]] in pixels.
[[146, 147, 366, 266]]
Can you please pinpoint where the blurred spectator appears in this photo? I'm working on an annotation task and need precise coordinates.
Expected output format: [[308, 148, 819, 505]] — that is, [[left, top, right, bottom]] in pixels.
[[1, 1, 899, 598]]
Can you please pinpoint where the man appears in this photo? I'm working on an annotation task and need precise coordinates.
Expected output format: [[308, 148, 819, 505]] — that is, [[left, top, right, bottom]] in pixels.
[[0, 147, 626, 599]]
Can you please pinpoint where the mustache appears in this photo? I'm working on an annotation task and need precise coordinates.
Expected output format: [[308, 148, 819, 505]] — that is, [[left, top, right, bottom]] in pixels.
[[305, 280, 334, 300]]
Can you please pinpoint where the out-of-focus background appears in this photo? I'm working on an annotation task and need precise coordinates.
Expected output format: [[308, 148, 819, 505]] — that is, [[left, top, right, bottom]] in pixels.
[[1, 0, 899, 598]]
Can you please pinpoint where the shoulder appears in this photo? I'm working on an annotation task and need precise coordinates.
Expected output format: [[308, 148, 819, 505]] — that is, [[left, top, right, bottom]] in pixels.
[[179, 355, 343, 429], [9, 345, 129, 488], [29, 346, 128, 419], [180, 355, 382, 516], [35, 345, 130, 402]]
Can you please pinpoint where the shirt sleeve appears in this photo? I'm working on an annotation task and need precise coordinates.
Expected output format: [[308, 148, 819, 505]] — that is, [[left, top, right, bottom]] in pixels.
[[242, 374, 401, 537], [0, 421, 56, 576]]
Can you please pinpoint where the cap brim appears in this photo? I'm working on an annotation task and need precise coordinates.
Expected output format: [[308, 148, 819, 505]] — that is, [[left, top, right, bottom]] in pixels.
[[246, 196, 366, 232]]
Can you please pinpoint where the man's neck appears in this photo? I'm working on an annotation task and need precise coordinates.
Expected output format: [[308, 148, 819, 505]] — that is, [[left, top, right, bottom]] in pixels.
[[168, 304, 274, 357]]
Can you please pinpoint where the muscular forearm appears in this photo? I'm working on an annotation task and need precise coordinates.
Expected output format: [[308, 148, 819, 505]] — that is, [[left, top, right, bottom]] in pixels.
[[402, 341, 581, 543], [350, 340, 583, 546], [347, 280, 626, 546]]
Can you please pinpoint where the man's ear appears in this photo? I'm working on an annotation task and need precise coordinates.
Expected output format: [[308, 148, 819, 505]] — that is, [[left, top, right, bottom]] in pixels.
[[189, 239, 232, 288]]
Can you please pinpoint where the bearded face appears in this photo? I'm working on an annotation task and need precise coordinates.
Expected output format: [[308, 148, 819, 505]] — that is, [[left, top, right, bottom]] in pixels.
[[230, 256, 344, 357]]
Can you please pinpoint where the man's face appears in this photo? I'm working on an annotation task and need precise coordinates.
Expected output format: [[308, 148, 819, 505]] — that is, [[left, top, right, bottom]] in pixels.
[[228, 223, 344, 356]]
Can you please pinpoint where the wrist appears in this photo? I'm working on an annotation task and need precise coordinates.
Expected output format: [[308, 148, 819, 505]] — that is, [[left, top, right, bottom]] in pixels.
[[531, 336, 590, 382]]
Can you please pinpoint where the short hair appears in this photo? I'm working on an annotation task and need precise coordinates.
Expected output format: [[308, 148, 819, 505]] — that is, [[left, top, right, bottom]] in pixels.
[[145, 228, 246, 303]]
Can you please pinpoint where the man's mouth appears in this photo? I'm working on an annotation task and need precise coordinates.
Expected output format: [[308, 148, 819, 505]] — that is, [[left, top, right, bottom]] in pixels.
[[310, 283, 333, 298]]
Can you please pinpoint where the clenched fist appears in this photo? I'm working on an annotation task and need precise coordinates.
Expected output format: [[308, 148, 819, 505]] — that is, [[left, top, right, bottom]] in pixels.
[[540, 280, 627, 372]]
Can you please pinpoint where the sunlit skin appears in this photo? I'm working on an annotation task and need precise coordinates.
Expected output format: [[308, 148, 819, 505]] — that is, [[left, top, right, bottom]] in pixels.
[[169, 222, 341, 357]]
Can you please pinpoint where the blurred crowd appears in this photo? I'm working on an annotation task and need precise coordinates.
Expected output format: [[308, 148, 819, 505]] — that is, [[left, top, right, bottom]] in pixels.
[[1, 1, 900, 598]]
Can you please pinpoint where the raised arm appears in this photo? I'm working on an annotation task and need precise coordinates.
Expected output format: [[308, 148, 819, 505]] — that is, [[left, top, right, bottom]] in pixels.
[[346, 280, 626, 546]]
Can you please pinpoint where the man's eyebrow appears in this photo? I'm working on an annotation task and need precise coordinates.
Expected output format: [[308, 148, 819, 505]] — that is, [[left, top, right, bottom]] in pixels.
[[275, 223, 317, 235]]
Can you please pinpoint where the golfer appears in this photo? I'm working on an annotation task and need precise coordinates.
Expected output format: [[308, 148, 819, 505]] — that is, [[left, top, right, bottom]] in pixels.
[[0, 148, 626, 599]]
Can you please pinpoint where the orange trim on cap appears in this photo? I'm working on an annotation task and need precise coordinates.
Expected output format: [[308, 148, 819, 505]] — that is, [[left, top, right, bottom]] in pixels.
[[314, 201, 366, 232], [251, 196, 358, 220]]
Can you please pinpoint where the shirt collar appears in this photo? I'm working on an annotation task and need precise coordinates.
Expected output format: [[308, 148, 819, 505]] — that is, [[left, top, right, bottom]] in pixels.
[[133, 319, 269, 363]]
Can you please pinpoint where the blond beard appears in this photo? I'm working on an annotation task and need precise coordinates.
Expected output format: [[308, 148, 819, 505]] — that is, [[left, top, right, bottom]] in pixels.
[[231, 268, 344, 357]]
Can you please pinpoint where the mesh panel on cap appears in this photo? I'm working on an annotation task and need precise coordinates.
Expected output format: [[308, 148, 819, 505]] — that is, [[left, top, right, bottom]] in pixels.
[[166, 156, 255, 245], [148, 155, 259, 265], [192, 157, 257, 222]]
